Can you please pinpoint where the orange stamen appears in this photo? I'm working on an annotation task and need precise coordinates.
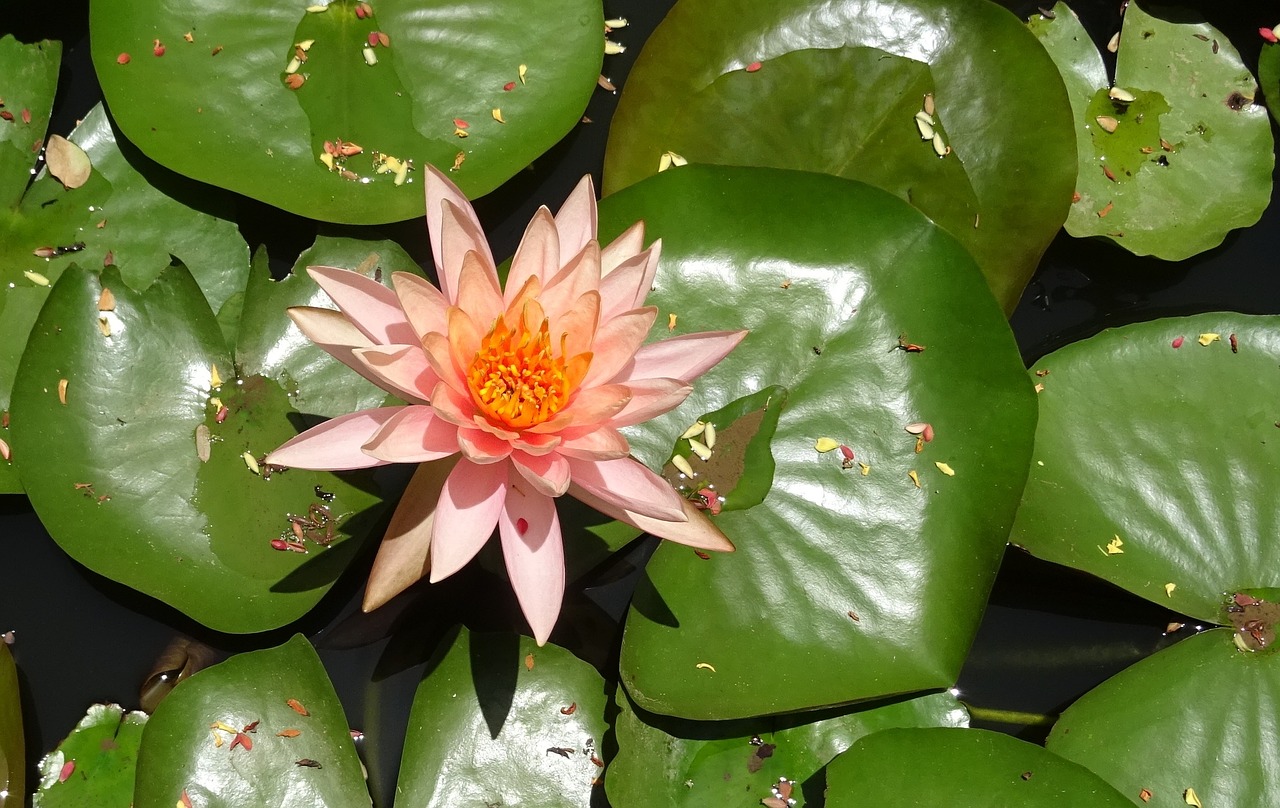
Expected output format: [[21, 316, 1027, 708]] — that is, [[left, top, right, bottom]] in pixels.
[[467, 309, 570, 430]]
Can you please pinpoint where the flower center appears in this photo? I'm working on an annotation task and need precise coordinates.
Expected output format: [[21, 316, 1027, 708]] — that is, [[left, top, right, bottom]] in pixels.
[[467, 314, 569, 430]]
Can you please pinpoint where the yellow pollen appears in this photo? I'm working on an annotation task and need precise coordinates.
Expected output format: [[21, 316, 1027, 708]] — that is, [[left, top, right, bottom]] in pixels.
[[467, 315, 568, 429]]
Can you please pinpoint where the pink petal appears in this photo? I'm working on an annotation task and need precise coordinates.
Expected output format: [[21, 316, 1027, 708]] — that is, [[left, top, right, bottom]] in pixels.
[[425, 166, 493, 301], [600, 220, 645, 277], [505, 207, 559, 306], [363, 457, 459, 611], [457, 427, 514, 464], [429, 459, 506, 582], [511, 431, 562, 456], [288, 305, 374, 352], [597, 245, 658, 323], [352, 344, 436, 404], [549, 290, 600, 362], [307, 266, 416, 344], [556, 426, 630, 461], [605, 378, 692, 428], [429, 381, 478, 428], [569, 482, 734, 552], [455, 250, 505, 329], [620, 330, 748, 383], [265, 408, 402, 470], [539, 241, 601, 322], [582, 306, 657, 388], [527, 383, 631, 434], [498, 482, 565, 645], [554, 174, 597, 261], [565, 456, 686, 521], [438, 200, 497, 304], [361, 405, 460, 463], [393, 271, 448, 338], [510, 450, 571, 497]]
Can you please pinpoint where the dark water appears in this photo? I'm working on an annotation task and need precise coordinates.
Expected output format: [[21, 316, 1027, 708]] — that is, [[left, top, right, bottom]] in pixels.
[[2, 0, 1278, 803]]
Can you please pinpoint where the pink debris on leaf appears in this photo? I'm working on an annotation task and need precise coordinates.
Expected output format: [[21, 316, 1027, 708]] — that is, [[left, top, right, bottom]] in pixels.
[[745, 61, 762, 72], [1172, 336, 1185, 348]]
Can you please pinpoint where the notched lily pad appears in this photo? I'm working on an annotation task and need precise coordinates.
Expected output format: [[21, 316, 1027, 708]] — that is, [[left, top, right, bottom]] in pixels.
[[1029, 1, 1273, 258], [0, 35, 60, 207], [33, 704, 147, 808]]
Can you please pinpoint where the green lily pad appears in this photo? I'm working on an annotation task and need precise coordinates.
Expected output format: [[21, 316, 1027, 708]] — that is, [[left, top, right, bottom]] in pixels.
[[1049, 628, 1280, 806], [1029, 2, 1273, 259], [1011, 314, 1280, 623], [602, 0, 1076, 314], [0, 644, 21, 808], [606, 690, 967, 808], [33, 704, 146, 808], [396, 627, 608, 807], [90, 0, 602, 224], [134, 635, 370, 807], [0, 103, 250, 494], [1262, 43, 1280, 123], [0, 36, 60, 208], [10, 260, 386, 632], [824, 727, 1133, 805], [598, 166, 1037, 720]]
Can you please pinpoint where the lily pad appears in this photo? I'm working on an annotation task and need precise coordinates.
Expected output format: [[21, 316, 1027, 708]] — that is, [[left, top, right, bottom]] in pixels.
[[1029, 2, 1273, 259], [33, 704, 146, 808], [10, 260, 386, 632], [0, 103, 249, 494], [1262, 43, 1280, 123], [599, 165, 1038, 720], [134, 635, 370, 808], [0, 36, 60, 208], [602, 0, 1077, 314], [606, 690, 967, 808], [824, 727, 1133, 805], [395, 627, 608, 808], [1011, 313, 1280, 623], [1048, 628, 1280, 806], [90, 0, 603, 224], [0, 644, 21, 808]]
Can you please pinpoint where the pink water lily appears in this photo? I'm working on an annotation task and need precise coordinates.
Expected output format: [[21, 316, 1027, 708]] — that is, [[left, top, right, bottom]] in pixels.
[[267, 166, 746, 644]]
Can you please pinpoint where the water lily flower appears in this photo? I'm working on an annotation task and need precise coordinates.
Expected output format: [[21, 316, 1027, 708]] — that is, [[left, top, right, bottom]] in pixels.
[[267, 166, 747, 644]]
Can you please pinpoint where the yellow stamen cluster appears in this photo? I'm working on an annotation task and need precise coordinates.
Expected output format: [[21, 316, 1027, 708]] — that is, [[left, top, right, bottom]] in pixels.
[[468, 315, 568, 429]]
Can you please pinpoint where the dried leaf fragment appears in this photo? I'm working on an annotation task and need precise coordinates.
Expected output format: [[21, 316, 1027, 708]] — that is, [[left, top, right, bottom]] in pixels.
[[98, 288, 116, 311], [277, 728, 302, 738], [286, 698, 309, 716], [524, 653, 535, 670], [195, 424, 212, 463], [1139, 788, 1152, 802], [491, 108, 505, 124], [934, 461, 955, 476], [1184, 787, 1202, 807], [58, 378, 68, 405], [908, 469, 921, 488], [46, 135, 92, 189]]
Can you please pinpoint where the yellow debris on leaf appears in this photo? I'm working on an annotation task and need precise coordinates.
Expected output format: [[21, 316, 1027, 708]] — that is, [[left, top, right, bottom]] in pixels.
[[1165, 582, 1177, 597], [1105, 535, 1124, 555], [1197, 333, 1220, 346], [1184, 787, 1202, 807], [491, 108, 505, 123], [815, 437, 840, 453], [518, 63, 528, 84], [242, 451, 260, 475], [695, 662, 716, 672], [908, 469, 921, 488], [210, 364, 223, 389], [23, 270, 49, 287], [667, 312, 677, 331], [859, 463, 870, 475], [934, 461, 955, 476]]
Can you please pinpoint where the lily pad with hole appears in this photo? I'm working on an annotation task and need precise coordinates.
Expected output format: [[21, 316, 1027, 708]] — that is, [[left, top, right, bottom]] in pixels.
[[606, 690, 967, 808], [90, 0, 603, 224], [134, 635, 370, 808], [598, 165, 1038, 720], [602, 0, 1076, 314], [395, 627, 609, 808], [0, 103, 250, 494], [1049, 628, 1280, 806], [1028, 2, 1273, 259], [1011, 314, 1280, 623], [824, 727, 1133, 805], [0, 644, 21, 808], [10, 256, 389, 632], [32, 704, 146, 808]]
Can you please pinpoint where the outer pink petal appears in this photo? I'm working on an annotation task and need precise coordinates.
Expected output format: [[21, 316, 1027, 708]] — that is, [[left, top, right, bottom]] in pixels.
[[498, 480, 565, 645], [569, 482, 734, 552], [352, 345, 436, 404], [550, 290, 600, 361], [619, 330, 748, 384], [422, 330, 469, 397], [539, 241, 601, 322], [455, 250, 505, 329], [600, 220, 645, 277], [527, 383, 631, 434], [426, 166, 494, 300], [582, 306, 657, 388], [393, 271, 448, 338], [510, 450, 571, 497], [428, 458, 506, 582], [307, 266, 416, 345], [361, 405, 460, 463], [511, 432, 562, 456], [458, 427, 514, 464], [598, 245, 657, 323], [363, 456, 459, 611], [554, 174, 597, 261], [428, 381, 477, 427], [288, 305, 372, 353], [265, 408, 401, 470], [565, 456, 686, 521], [604, 378, 692, 428], [555, 426, 630, 461], [505, 207, 559, 306]]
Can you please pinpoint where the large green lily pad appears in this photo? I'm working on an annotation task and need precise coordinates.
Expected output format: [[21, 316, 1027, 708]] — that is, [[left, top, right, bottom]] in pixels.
[[1262, 42, 1280, 124], [1029, 2, 1273, 259], [134, 635, 370, 807], [33, 704, 146, 808], [602, 0, 1076, 314], [824, 727, 1133, 805], [1011, 313, 1280, 623], [607, 690, 966, 808], [396, 627, 608, 807], [10, 254, 390, 632], [598, 166, 1037, 720], [0, 36, 59, 209], [0, 644, 21, 808], [90, 0, 602, 224], [0, 103, 250, 494], [1049, 628, 1280, 806]]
